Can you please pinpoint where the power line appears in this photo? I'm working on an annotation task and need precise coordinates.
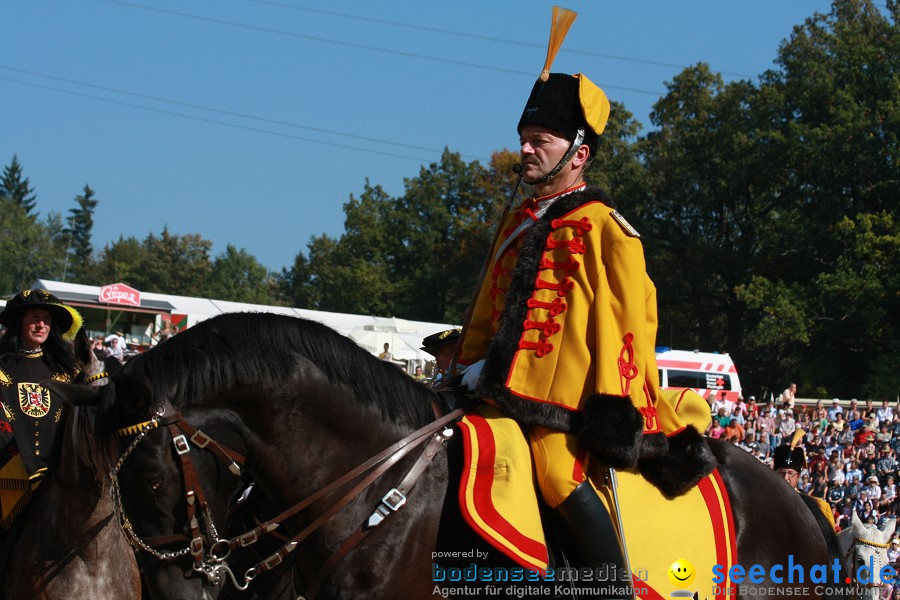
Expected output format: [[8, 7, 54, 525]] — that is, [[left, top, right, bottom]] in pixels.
[[95, 0, 667, 97], [0, 76, 448, 163], [246, 0, 756, 79], [0, 64, 482, 160]]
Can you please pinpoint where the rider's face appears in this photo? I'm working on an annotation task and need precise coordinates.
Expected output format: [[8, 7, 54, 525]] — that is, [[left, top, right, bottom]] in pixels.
[[20, 309, 53, 350], [776, 468, 799, 488], [434, 344, 455, 373], [519, 126, 572, 188]]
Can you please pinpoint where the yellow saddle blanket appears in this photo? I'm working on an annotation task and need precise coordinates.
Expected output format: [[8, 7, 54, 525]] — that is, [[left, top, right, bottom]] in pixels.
[[456, 403, 738, 600]]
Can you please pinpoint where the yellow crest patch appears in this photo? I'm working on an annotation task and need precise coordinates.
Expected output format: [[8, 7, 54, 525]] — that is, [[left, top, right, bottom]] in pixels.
[[0, 369, 10, 386], [17, 383, 51, 418]]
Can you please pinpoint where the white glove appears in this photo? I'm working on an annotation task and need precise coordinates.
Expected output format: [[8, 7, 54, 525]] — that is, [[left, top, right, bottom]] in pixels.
[[460, 359, 485, 391]]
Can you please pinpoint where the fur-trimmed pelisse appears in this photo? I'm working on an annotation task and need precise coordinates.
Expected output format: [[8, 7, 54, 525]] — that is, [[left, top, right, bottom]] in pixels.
[[473, 186, 715, 497]]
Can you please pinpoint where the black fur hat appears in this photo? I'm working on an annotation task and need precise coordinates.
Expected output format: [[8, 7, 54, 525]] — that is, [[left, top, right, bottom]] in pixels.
[[773, 444, 807, 471], [517, 73, 610, 155]]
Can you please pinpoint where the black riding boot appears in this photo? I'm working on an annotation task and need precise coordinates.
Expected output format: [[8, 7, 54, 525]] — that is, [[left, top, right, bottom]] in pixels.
[[554, 482, 629, 594]]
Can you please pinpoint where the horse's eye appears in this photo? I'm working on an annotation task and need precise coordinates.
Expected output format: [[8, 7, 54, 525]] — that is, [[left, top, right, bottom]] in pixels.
[[146, 474, 164, 492]]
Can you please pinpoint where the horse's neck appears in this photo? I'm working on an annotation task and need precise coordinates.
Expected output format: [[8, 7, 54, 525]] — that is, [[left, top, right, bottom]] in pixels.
[[238, 395, 425, 511], [53, 406, 103, 499]]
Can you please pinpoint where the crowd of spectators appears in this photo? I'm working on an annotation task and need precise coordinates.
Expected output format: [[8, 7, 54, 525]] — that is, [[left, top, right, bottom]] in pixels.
[[708, 390, 900, 554]]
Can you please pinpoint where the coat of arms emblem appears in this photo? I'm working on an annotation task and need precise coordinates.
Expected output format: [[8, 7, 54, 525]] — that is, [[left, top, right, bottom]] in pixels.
[[18, 383, 51, 418]]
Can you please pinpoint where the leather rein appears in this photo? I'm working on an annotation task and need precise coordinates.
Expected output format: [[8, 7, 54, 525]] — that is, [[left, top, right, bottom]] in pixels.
[[110, 398, 463, 598]]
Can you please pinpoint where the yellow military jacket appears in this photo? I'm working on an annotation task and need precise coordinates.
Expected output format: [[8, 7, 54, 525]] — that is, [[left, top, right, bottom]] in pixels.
[[461, 183, 685, 437]]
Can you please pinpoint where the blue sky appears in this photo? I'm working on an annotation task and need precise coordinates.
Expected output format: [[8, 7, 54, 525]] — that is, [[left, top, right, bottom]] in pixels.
[[2, 1, 841, 273]]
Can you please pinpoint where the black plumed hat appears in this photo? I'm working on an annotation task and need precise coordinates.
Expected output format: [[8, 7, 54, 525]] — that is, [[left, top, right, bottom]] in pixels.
[[0, 289, 82, 340], [517, 73, 610, 155]]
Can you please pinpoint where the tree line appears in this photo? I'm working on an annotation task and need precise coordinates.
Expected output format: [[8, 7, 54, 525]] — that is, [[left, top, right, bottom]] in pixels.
[[0, 161, 278, 305], [1, 0, 896, 399]]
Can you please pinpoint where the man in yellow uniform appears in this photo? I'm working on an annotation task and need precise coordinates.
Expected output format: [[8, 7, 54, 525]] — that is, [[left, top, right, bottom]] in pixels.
[[459, 72, 715, 568]]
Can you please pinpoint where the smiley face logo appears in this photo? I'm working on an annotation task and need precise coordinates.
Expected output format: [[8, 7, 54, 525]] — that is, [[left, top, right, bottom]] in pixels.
[[667, 558, 696, 588]]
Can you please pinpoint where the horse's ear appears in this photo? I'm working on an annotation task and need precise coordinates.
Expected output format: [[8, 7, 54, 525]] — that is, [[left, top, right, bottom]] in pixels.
[[111, 373, 153, 413], [852, 510, 865, 531], [881, 517, 897, 537], [42, 379, 102, 407]]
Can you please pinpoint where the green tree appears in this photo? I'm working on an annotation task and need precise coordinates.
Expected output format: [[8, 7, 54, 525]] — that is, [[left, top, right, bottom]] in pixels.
[[284, 149, 518, 323], [91, 235, 146, 286], [641, 65, 771, 361], [642, 0, 899, 397], [583, 100, 649, 210], [0, 155, 37, 216], [93, 227, 212, 295], [302, 182, 398, 316], [276, 252, 317, 309], [390, 149, 507, 323], [0, 199, 66, 293], [137, 228, 212, 296], [207, 244, 277, 304], [743, 0, 899, 396], [64, 184, 98, 281]]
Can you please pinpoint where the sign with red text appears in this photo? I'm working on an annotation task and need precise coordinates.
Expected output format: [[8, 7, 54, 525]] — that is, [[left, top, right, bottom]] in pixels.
[[99, 283, 141, 307]]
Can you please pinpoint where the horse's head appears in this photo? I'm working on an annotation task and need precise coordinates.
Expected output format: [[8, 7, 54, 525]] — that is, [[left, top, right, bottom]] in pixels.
[[843, 512, 898, 596], [100, 373, 250, 600]]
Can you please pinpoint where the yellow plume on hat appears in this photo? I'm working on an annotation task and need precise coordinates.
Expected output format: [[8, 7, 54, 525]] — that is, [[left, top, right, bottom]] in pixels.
[[61, 305, 83, 342], [789, 429, 806, 451], [540, 7, 577, 82]]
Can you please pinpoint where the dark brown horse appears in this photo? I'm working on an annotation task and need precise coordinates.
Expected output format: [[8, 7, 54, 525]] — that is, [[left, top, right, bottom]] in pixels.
[[3, 346, 139, 600], [89, 312, 844, 600]]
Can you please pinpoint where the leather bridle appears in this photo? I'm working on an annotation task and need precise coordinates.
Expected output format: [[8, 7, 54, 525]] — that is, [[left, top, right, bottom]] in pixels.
[[110, 398, 463, 599], [845, 533, 891, 591]]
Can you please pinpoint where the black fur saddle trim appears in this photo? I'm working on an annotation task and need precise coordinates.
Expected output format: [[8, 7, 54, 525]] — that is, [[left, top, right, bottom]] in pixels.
[[638, 426, 716, 498], [576, 394, 644, 469]]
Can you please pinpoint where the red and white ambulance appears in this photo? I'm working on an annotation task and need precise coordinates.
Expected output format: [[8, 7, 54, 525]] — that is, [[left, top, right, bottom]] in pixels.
[[655, 348, 742, 403]]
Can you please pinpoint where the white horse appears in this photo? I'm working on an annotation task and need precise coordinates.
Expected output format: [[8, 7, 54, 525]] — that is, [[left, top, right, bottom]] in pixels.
[[838, 512, 897, 600]]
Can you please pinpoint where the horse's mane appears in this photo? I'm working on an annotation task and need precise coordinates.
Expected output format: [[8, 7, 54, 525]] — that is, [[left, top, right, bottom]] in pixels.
[[123, 312, 436, 428]]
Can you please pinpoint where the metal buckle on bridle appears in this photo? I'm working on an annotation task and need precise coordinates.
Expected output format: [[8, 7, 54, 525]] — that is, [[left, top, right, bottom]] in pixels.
[[190, 431, 211, 448], [366, 488, 407, 529], [190, 536, 204, 557], [173, 434, 190, 455]]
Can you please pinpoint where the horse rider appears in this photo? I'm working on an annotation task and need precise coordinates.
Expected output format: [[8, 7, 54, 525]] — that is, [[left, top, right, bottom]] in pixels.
[[457, 70, 714, 576], [420, 328, 460, 386], [0, 289, 82, 530], [774, 434, 836, 528]]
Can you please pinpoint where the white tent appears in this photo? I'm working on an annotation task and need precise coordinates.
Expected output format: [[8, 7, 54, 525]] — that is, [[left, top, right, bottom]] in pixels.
[[348, 328, 424, 361], [30, 279, 459, 361], [347, 316, 429, 361]]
